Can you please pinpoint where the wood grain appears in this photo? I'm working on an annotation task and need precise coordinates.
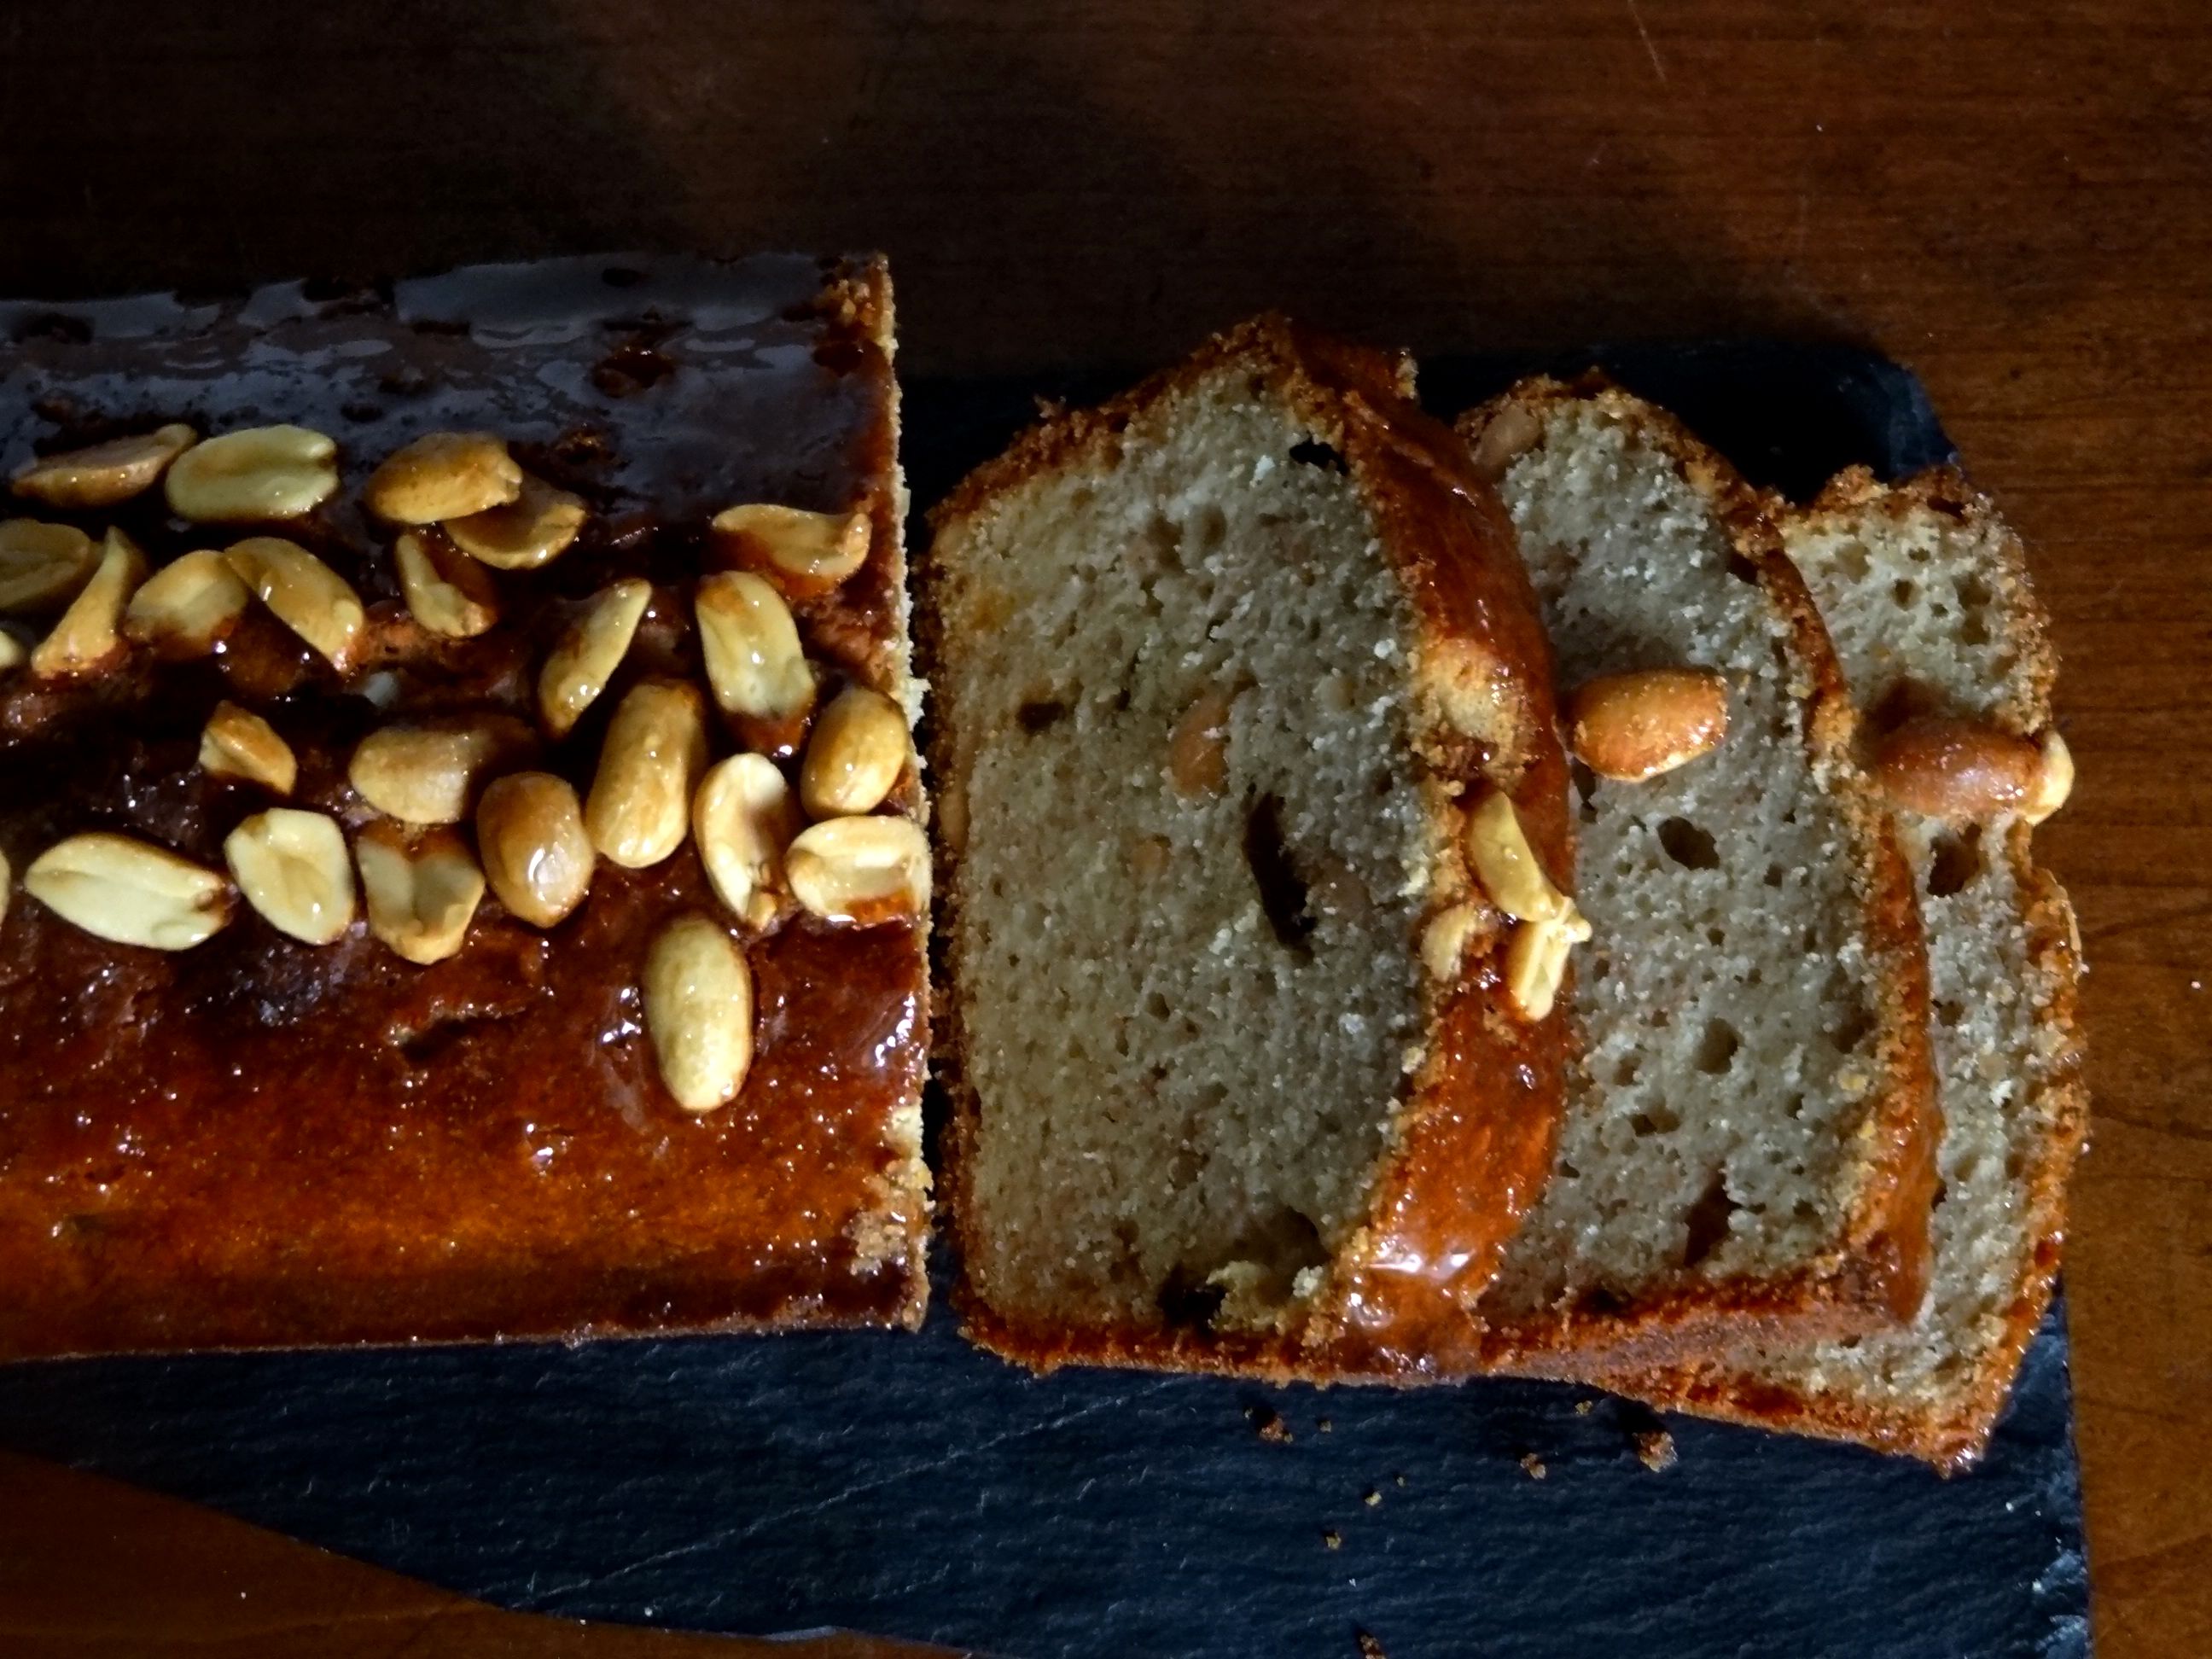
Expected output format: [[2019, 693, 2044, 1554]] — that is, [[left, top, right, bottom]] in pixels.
[[1, 2, 2207, 1652]]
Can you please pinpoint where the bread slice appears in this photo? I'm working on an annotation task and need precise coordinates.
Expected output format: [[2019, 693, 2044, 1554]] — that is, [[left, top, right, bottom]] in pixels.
[[1598, 466, 2087, 1468], [925, 317, 1577, 1377], [1454, 379, 1939, 1369]]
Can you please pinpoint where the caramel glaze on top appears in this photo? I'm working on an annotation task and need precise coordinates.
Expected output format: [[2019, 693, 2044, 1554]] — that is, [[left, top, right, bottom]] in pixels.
[[0, 255, 928, 1358]]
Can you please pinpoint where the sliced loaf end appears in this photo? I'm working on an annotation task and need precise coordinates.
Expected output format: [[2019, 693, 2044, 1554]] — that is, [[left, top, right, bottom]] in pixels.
[[926, 318, 1575, 1377], [1458, 379, 1941, 1370]]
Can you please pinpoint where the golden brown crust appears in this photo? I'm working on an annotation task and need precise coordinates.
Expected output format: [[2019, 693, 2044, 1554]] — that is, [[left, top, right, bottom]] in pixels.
[[924, 316, 1574, 1380], [1589, 469, 2087, 1469], [1452, 376, 1941, 1371]]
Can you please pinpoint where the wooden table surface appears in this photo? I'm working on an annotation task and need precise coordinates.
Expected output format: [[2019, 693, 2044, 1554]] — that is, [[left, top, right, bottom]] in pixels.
[[3, 3, 2208, 1654]]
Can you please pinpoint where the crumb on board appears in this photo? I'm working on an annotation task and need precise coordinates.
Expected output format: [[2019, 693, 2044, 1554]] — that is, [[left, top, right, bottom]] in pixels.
[[1520, 1452, 1548, 1480], [1362, 1487, 1382, 1507], [1575, 1399, 1594, 1416], [1357, 1633, 1388, 1659], [1323, 1528, 1343, 1551], [1635, 1429, 1679, 1472], [1318, 1416, 1334, 1433], [1247, 1404, 1292, 1443], [1393, 1471, 1407, 1487]]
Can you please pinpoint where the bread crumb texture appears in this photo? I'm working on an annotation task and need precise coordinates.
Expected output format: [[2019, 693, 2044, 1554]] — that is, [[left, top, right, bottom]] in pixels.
[[1485, 401, 1884, 1313], [942, 367, 1430, 1334]]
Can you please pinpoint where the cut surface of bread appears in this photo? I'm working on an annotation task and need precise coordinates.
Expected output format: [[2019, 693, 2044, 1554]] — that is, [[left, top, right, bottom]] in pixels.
[[1601, 467, 2087, 1468], [928, 318, 1574, 1377], [1457, 381, 1938, 1369]]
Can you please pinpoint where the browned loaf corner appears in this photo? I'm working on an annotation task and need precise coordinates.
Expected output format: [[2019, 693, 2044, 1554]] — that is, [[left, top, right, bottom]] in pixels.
[[924, 316, 1577, 1381], [1453, 376, 1941, 1377], [1594, 464, 2087, 1470]]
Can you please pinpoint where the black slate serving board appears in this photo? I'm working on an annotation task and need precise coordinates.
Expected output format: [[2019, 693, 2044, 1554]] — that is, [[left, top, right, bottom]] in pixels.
[[0, 344, 2087, 1659]]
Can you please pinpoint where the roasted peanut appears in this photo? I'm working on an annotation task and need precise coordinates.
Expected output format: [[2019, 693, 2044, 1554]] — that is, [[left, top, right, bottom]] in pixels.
[[786, 814, 930, 924], [1567, 667, 1730, 783], [1464, 789, 1573, 923], [364, 431, 521, 524], [164, 424, 339, 522], [0, 627, 22, 672], [696, 570, 816, 756], [538, 579, 650, 737], [1503, 910, 1590, 1022], [11, 424, 196, 509], [1465, 400, 1544, 482], [708, 504, 870, 602], [2024, 730, 2074, 825], [355, 821, 485, 964], [1872, 715, 2043, 820], [394, 527, 500, 638], [30, 527, 146, 679], [1421, 901, 1482, 981], [224, 808, 357, 945], [585, 680, 710, 868], [224, 536, 365, 668], [477, 771, 595, 927], [799, 684, 907, 818], [1169, 685, 1237, 797], [200, 701, 298, 795], [122, 549, 253, 657], [0, 519, 97, 612], [348, 718, 527, 824], [444, 474, 587, 569], [24, 832, 232, 951], [642, 912, 755, 1112], [694, 753, 800, 929]]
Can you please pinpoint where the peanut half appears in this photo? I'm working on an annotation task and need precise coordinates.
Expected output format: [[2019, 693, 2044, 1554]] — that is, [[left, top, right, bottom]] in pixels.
[[1567, 667, 1730, 783], [695, 753, 801, 929], [444, 474, 587, 569], [643, 912, 754, 1112], [355, 821, 485, 965], [696, 570, 816, 756], [200, 701, 298, 795], [1504, 909, 1593, 1022], [477, 771, 595, 927], [0, 519, 98, 612], [2024, 730, 2074, 825], [0, 627, 22, 672], [30, 527, 146, 679], [364, 431, 521, 524], [224, 807, 357, 946], [1871, 715, 2042, 821], [585, 679, 710, 869], [122, 549, 253, 658], [709, 504, 870, 602], [538, 579, 651, 738], [11, 424, 197, 509], [799, 684, 908, 818], [224, 536, 365, 669], [394, 527, 500, 638], [1464, 789, 1574, 923], [25, 832, 233, 951], [164, 425, 339, 522], [349, 717, 530, 825], [1465, 400, 1545, 483], [787, 814, 930, 925]]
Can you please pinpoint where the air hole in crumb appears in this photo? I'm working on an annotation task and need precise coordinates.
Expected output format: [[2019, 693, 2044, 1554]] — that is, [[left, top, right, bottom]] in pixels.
[[1156, 1266, 1227, 1330], [1960, 613, 1990, 646], [1144, 992, 1171, 1021], [1557, 1161, 1581, 1180], [1613, 1054, 1641, 1086], [1784, 1093, 1806, 1120], [1630, 1106, 1679, 1137], [1657, 818, 1720, 870], [1191, 504, 1229, 553], [1726, 553, 1761, 585], [1956, 573, 1992, 610], [1694, 1020, 1741, 1074], [1143, 514, 1184, 565], [1571, 759, 1600, 824], [1892, 578, 1917, 607], [1288, 439, 1348, 473], [1927, 826, 1986, 897], [1680, 1173, 1739, 1269], [1242, 795, 1315, 960], [1931, 1180, 1949, 1210], [1016, 698, 1069, 733], [1828, 1003, 1875, 1053], [1835, 543, 1871, 582], [1761, 863, 1785, 888], [1934, 998, 1965, 1028]]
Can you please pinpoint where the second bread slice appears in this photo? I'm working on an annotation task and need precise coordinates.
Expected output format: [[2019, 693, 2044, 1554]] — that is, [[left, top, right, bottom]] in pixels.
[[1458, 378, 1940, 1369]]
